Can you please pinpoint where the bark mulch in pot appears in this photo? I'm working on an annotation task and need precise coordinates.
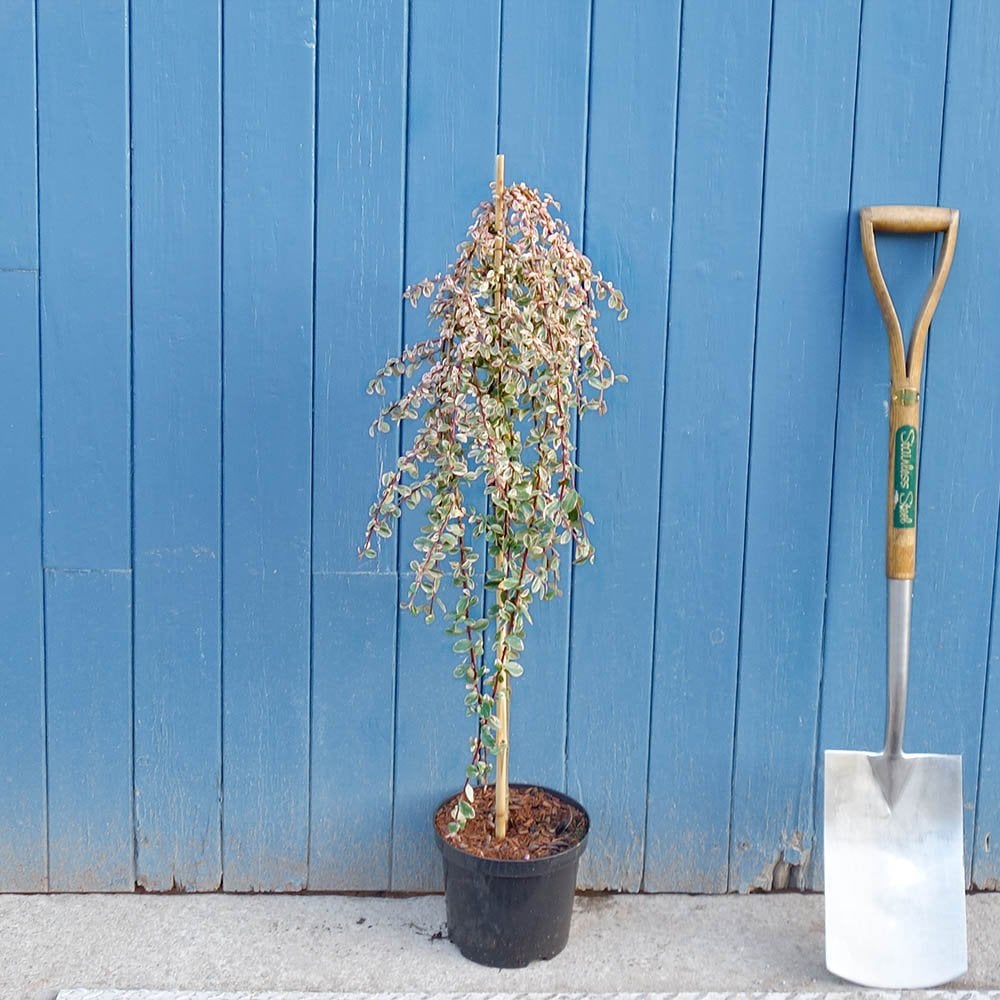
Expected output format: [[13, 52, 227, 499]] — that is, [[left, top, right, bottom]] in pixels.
[[434, 784, 587, 862]]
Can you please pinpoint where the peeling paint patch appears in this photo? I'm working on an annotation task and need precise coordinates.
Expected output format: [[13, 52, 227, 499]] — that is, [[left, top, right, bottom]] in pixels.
[[751, 830, 813, 892]]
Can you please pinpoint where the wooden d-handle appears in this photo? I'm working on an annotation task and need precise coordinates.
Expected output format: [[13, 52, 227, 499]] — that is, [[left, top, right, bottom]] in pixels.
[[859, 205, 959, 580], [863, 204, 957, 234]]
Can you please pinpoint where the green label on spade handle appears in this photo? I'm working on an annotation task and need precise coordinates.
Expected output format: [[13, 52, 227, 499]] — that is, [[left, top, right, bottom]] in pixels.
[[894, 425, 918, 529]]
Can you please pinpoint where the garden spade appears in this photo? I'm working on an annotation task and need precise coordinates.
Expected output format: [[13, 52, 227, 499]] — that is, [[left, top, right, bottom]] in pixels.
[[824, 204, 965, 989]]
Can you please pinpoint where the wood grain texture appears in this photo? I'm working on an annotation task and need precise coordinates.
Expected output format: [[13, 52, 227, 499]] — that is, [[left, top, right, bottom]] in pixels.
[[390, 0, 500, 892], [932, 0, 1000, 891], [309, 0, 406, 890], [816, 0, 952, 890], [496, 0, 589, 805], [728, 0, 861, 893], [131, 0, 223, 891], [644, 0, 771, 893], [567, 0, 679, 892], [221, 0, 316, 891], [36, 0, 134, 892]]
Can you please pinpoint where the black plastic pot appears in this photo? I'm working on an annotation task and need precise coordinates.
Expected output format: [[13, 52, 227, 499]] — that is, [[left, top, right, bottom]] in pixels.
[[434, 784, 589, 968]]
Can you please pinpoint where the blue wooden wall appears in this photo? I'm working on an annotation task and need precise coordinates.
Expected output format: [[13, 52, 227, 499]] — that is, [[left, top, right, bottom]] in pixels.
[[2, 0, 1000, 893]]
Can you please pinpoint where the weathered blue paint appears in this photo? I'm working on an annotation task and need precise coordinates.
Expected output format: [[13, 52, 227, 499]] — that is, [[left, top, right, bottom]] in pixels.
[[645, 0, 772, 893], [980, 564, 1000, 889], [311, 573, 398, 889], [938, 0, 1000, 891], [309, 0, 407, 891], [37, 0, 131, 572], [130, 0, 223, 892], [569, 0, 679, 892], [4, 0, 1000, 893], [0, 272, 46, 891], [45, 570, 134, 890], [0, 2, 37, 270], [221, 0, 315, 891], [0, 3, 46, 893], [728, 0, 861, 893], [390, 0, 501, 893], [913, 36, 999, 887], [36, 0, 134, 892], [815, 0, 952, 890], [497, 0, 590, 806]]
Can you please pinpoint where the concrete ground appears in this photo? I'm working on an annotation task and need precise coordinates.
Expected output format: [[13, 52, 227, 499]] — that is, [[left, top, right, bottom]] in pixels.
[[1, 892, 998, 999]]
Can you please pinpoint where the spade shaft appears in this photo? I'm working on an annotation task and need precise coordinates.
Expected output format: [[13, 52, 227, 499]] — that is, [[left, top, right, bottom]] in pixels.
[[885, 578, 910, 760]]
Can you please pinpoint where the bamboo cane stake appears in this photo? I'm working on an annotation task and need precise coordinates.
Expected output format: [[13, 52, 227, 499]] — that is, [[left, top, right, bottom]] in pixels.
[[492, 153, 510, 842]]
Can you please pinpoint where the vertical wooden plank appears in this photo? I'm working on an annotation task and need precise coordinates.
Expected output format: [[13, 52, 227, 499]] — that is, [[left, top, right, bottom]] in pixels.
[[37, 1, 132, 571], [0, 2, 46, 892], [728, 0, 861, 892], [978, 556, 1000, 888], [36, 0, 133, 891], [131, 0, 222, 891], [0, 270, 46, 890], [0, 2, 38, 270], [310, 575, 397, 888], [817, 0, 951, 887], [566, 0, 679, 891], [495, 0, 590, 799], [643, 0, 771, 892], [934, 1, 1000, 890], [45, 570, 133, 890], [222, 0, 316, 891], [309, 0, 406, 891], [390, 0, 500, 892], [915, 14, 997, 890]]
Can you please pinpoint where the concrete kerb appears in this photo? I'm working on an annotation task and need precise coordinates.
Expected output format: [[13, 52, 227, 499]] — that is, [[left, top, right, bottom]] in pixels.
[[46, 992, 1000, 1000]]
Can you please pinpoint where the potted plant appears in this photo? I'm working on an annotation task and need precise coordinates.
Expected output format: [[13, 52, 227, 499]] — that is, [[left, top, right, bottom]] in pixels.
[[360, 156, 626, 967]]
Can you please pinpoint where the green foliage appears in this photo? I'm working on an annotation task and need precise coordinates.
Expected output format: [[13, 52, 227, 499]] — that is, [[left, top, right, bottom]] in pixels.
[[361, 181, 626, 830]]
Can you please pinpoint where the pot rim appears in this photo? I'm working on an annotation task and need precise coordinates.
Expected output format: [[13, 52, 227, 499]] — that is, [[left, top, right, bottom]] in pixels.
[[433, 782, 590, 879]]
